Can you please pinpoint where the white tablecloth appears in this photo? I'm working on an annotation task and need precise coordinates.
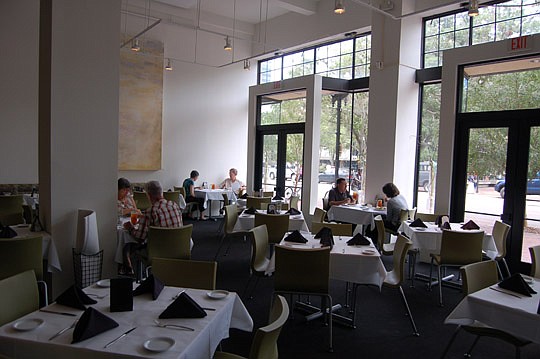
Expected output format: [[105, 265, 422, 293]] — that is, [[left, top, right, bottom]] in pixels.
[[266, 232, 386, 288], [13, 225, 61, 272], [398, 221, 497, 263], [233, 210, 309, 232], [445, 278, 540, 344], [0, 286, 253, 359], [327, 204, 386, 230], [194, 189, 236, 217]]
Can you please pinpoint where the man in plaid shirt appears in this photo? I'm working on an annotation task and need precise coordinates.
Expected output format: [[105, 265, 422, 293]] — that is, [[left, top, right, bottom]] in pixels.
[[123, 180, 183, 243]]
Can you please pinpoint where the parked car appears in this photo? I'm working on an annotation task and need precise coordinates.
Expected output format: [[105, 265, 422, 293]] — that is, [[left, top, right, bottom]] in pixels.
[[318, 168, 350, 184], [494, 177, 540, 198], [267, 164, 297, 180]]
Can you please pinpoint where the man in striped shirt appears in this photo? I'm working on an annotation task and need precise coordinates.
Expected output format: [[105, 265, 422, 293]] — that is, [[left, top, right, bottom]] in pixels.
[[123, 180, 183, 243]]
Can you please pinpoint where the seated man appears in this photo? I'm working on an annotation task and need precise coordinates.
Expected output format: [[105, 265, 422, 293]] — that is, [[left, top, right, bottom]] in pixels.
[[328, 178, 354, 207], [122, 180, 183, 273], [220, 167, 246, 196]]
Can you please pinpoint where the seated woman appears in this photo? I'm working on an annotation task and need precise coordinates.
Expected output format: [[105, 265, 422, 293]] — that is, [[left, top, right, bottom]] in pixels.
[[117, 177, 141, 275], [182, 170, 207, 220], [382, 182, 408, 232], [220, 168, 246, 196]]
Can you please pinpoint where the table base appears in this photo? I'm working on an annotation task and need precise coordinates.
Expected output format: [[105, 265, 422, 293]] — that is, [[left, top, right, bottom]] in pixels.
[[295, 301, 357, 328]]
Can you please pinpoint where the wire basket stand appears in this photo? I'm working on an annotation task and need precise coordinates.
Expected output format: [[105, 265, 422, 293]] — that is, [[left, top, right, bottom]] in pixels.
[[72, 248, 103, 288]]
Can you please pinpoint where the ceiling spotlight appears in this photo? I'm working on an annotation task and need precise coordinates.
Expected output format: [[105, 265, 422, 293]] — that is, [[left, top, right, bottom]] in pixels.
[[468, 0, 479, 17], [131, 38, 141, 52], [165, 58, 172, 71], [334, 0, 345, 14], [224, 36, 232, 51]]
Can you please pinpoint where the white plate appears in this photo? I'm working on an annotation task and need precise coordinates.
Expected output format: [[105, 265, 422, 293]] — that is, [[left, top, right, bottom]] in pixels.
[[143, 337, 175, 353], [522, 275, 534, 285], [96, 279, 110, 288], [12, 318, 44, 331], [207, 290, 229, 299], [362, 249, 376, 255]]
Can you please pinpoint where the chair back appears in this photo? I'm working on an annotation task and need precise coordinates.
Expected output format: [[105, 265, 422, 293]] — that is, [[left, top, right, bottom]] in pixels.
[[461, 260, 499, 295], [249, 225, 270, 274], [311, 222, 353, 236], [151, 258, 217, 290], [374, 215, 388, 250], [415, 212, 447, 222], [147, 225, 192, 265], [254, 213, 290, 244], [322, 191, 330, 211], [399, 208, 416, 222], [313, 207, 327, 223], [0, 236, 43, 281], [0, 195, 24, 225], [133, 191, 151, 210], [222, 193, 230, 206], [163, 191, 181, 205], [249, 295, 290, 359], [275, 244, 330, 294], [439, 230, 484, 265], [263, 191, 274, 197], [246, 196, 272, 210], [174, 186, 187, 199], [289, 196, 299, 210], [530, 245, 540, 278], [388, 234, 412, 286], [492, 220, 510, 258], [224, 204, 239, 235], [0, 270, 39, 326]]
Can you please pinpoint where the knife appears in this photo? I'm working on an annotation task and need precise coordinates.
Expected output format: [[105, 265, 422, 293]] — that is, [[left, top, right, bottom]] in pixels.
[[103, 327, 137, 348], [489, 286, 522, 298], [39, 309, 77, 317]]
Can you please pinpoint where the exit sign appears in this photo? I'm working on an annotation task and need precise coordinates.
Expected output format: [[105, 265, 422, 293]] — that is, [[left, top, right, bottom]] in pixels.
[[508, 36, 532, 52]]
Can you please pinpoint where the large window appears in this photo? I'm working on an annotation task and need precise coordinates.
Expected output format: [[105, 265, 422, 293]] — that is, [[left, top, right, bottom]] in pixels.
[[259, 33, 371, 84], [423, 0, 540, 68]]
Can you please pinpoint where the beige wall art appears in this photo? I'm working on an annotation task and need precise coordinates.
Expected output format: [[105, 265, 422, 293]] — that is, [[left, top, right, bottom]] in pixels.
[[118, 38, 163, 170]]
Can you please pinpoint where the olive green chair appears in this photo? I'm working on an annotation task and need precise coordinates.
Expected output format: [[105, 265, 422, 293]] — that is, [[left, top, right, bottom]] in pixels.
[[254, 213, 290, 245], [441, 260, 531, 358], [0, 270, 39, 326], [0, 194, 24, 225], [289, 196, 299, 210], [491, 220, 511, 278], [415, 212, 448, 222], [313, 207, 327, 223], [530, 245, 540, 278], [133, 191, 151, 211], [311, 221, 353, 236], [244, 225, 272, 299], [213, 295, 289, 359], [246, 196, 271, 210], [215, 204, 247, 260], [163, 191, 181, 205], [151, 258, 217, 290]]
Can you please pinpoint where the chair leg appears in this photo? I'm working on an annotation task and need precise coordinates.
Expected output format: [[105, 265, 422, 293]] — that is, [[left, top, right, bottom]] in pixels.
[[496, 260, 504, 279], [464, 335, 481, 358], [501, 258, 511, 278], [399, 286, 419, 336], [428, 258, 434, 291], [440, 326, 461, 359], [213, 233, 227, 261], [438, 265, 443, 307], [326, 295, 333, 353]]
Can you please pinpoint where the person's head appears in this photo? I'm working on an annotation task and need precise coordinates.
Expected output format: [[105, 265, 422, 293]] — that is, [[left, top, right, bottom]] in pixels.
[[382, 182, 400, 198], [229, 168, 238, 180], [118, 178, 131, 198], [336, 178, 348, 192], [145, 180, 163, 202], [190, 170, 199, 180]]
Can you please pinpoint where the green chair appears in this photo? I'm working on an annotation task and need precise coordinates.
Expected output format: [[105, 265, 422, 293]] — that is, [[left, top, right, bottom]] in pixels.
[[289, 196, 299, 210], [415, 212, 448, 222], [311, 221, 353, 236], [491, 220, 511, 278], [133, 191, 151, 211], [441, 260, 531, 358], [0, 270, 39, 326], [151, 258, 217, 290], [163, 191, 181, 205], [254, 213, 290, 245], [214, 295, 289, 359], [246, 196, 271, 210], [374, 215, 394, 256], [0, 194, 24, 225], [530, 245, 540, 278], [313, 207, 327, 223], [429, 230, 484, 306], [244, 225, 272, 299], [215, 204, 247, 260], [274, 244, 333, 352]]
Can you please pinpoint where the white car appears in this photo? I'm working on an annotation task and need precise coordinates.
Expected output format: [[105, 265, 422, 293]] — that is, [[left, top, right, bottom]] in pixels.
[[267, 165, 296, 180]]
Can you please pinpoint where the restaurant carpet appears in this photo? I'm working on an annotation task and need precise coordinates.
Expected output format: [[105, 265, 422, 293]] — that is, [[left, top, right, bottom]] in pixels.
[[185, 217, 540, 359]]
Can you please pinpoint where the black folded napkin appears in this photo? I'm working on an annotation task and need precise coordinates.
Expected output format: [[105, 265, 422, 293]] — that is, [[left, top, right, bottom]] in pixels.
[[72, 307, 119, 344], [409, 218, 427, 228], [441, 221, 451, 230], [347, 233, 370, 246], [286, 208, 301, 215], [498, 273, 536, 297], [0, 223, 17, 238], [314, 227, 334, 247], [284, 230, 307, 243], [133, 274, 164, 300], [159, 292, 207, 319], [244, 207, 257, 215], [239, 193, 248, 199], [55, 285, 97, 310], [461, 220, 480, 230]]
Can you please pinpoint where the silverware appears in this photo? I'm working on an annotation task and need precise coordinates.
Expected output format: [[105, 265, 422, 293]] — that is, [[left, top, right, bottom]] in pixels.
[[103, 327, 137, 348], [39, 309, 77, 317], [86, 293, 108, 299], [49, 319, 78, 341], [489, 287, 522, 298], [201, 307, 215, 311], [171, 289, 185, 300], [154, 320, 194, 331]]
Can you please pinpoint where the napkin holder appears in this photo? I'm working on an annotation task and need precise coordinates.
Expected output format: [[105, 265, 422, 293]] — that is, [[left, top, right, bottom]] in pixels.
[[110, 277, 133, 312]]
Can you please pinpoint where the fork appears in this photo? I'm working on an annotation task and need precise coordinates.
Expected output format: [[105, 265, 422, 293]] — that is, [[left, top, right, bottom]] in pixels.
[[154, 319, 194, 331]]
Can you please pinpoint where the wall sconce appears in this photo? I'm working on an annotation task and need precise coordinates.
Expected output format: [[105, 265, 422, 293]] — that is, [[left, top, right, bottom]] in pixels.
[[224, 36, 232, 51], [334, 0, 345, 14], [165, 58, 172, 71], [131, 38, 141, 52], [468, 0, 479, 17]]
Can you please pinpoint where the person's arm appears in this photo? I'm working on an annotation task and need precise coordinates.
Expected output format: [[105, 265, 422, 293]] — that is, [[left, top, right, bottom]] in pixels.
[[189, 183, 195, 197], [328, 190, 351, 206], [123, 211, 149, 242]]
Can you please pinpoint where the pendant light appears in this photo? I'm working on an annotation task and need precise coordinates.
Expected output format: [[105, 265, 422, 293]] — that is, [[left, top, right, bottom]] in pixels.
[[334, 0, 345, 14], [468, 0, 479, 17]]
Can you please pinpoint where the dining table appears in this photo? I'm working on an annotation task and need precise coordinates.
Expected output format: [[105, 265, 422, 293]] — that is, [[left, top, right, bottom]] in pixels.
[[12, 224, 61, 273], [233, 209, 309, 232], [194, 189, 237, 219], [445, 277, 540, 344], [0, 284, 253, 359], [327, 204, 386, 233], [398, 221, 497, 263]]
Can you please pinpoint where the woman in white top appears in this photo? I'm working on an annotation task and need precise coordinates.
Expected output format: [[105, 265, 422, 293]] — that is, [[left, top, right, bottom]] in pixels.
[[220, 168, 245, 195]]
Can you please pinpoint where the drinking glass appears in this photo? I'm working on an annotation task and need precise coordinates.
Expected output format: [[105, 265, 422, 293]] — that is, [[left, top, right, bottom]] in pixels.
[[130, 211, 138, 225]]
